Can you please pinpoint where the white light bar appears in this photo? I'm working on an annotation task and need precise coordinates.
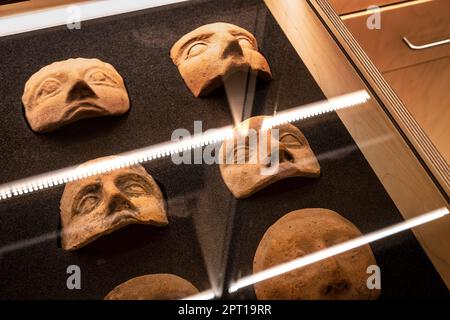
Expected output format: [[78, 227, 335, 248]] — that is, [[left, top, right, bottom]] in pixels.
[[0, 125, 233, 200], [262, 90, 370, 130], [0, 90, 369, 201], [228, 207, 449, 293], [0, 0, 189, 37]]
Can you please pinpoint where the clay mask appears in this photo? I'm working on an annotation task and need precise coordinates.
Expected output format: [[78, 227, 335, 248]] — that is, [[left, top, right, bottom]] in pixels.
[[104, 274, 199, 300], [219, 116, 320, 199], [60, 158, 168, 250], [170, 22, 272, 97], [22, 58, 130, 133], [253, 208, 380, 300]]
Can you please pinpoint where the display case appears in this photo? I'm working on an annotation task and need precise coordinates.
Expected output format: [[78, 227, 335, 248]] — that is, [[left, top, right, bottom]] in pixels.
[[0, 0, 448, 300]]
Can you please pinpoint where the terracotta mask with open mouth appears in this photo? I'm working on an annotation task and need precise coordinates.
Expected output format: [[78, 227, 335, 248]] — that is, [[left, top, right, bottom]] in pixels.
[[60, 157, 168, 250], [22, 58, 130, 133], [170, 22, 272, 97], [219, 116, 320, 199]]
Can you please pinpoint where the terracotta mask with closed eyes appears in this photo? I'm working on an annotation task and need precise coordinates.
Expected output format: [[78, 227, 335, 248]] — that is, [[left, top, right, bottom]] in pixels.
[[60, 158, 168, 250], [170, 22, 272, 97], [219, 116, 321, 199], [22, 58, 130, 133]]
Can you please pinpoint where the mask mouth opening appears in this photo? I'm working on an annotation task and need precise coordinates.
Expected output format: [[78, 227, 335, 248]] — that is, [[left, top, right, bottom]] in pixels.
[[62, 102, 107, 120], [322, 280, 351, 296]]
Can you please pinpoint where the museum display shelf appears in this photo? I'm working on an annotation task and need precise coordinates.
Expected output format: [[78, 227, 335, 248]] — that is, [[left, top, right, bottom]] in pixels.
[[0, 0, 448, 300]]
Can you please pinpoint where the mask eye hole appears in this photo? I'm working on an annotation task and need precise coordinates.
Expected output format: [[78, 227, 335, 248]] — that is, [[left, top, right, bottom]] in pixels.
[[237, 37, 254, 48], [280, 134, 302, 147], [87, 70, 117, 87], [122, 182, 147, 195], [187, 42, 208, 58], [74, 184, 102, 215], [115, 174, 152, 197], [78, 195, 100, 214], [36, 79, 62, 102]]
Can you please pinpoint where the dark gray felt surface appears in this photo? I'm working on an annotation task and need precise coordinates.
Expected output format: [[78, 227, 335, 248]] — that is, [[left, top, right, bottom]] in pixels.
[[0, 0, 447, 299]]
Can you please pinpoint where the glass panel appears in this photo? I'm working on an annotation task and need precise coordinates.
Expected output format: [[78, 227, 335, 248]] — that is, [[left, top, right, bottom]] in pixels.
[[0, 0, 447, 300]]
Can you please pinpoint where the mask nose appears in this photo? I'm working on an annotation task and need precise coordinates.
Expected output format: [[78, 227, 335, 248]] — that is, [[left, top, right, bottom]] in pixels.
[[320, 258, 350, 296], [322, 280, 350, 296], [221, 39, 244, 59], [278, 144, 295, 163], [265, 144, 294, 167], [66, 80, 97, 102], [106, 190, 135, 215]]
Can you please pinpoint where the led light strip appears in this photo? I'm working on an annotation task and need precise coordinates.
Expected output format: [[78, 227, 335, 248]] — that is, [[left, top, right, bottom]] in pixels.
[[262, 90, 370, 130], [0, 126, 233, 200], [228, 207, 449, 293], [0, 90, 370, 201], [0, 0, 189, 37]]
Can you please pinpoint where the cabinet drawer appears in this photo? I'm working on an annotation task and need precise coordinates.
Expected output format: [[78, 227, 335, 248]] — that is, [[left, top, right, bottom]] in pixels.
[[384, 56, 450, 161], [343, 0, 450, 72], [329, 0, 407, 15]]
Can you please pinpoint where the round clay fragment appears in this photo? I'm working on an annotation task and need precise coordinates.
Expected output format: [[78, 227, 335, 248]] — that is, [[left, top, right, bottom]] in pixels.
[[253, 208, 380, 300], [104, 274, 199, 300]]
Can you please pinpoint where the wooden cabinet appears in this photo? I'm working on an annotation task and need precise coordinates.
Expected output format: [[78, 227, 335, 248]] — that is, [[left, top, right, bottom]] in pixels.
[[0, 0, 87, 17], [307, 0, 450, 290], [341, 0, 450, 72], [340, 0, 450, 165], [329, 0, 406, 15], [384, 57, 450, 161]]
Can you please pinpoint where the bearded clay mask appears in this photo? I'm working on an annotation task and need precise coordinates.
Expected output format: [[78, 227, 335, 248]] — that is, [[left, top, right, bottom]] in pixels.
[[60, 158, 168, 250], [170, 22, 272, 97], [253, 208, 380, 300], [22, 58, 130, 133], [219, 116, 320, 199], [104, 274, 199, 300]]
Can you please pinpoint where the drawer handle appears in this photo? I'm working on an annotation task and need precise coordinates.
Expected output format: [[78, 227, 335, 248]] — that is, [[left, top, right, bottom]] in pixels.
[[403, 36, 450, 50]]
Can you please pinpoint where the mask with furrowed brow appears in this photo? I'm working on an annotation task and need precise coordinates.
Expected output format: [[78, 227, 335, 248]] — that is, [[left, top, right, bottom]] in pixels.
[[59, 157, 168, 250], [22, 58, 130, 133]]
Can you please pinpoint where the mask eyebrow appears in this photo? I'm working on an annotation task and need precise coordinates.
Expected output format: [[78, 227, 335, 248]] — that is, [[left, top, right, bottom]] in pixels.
[[229, 29, 253, 38], [114, 172, 153, 191], [178, 32, 214, 55], [71, 179, 101, 197], [279, 131, 303, 143], [82, 66, 117, 79], [71, 181, 102, 215], [228, 30, 257, 44], [28, 72, 66, 99]]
